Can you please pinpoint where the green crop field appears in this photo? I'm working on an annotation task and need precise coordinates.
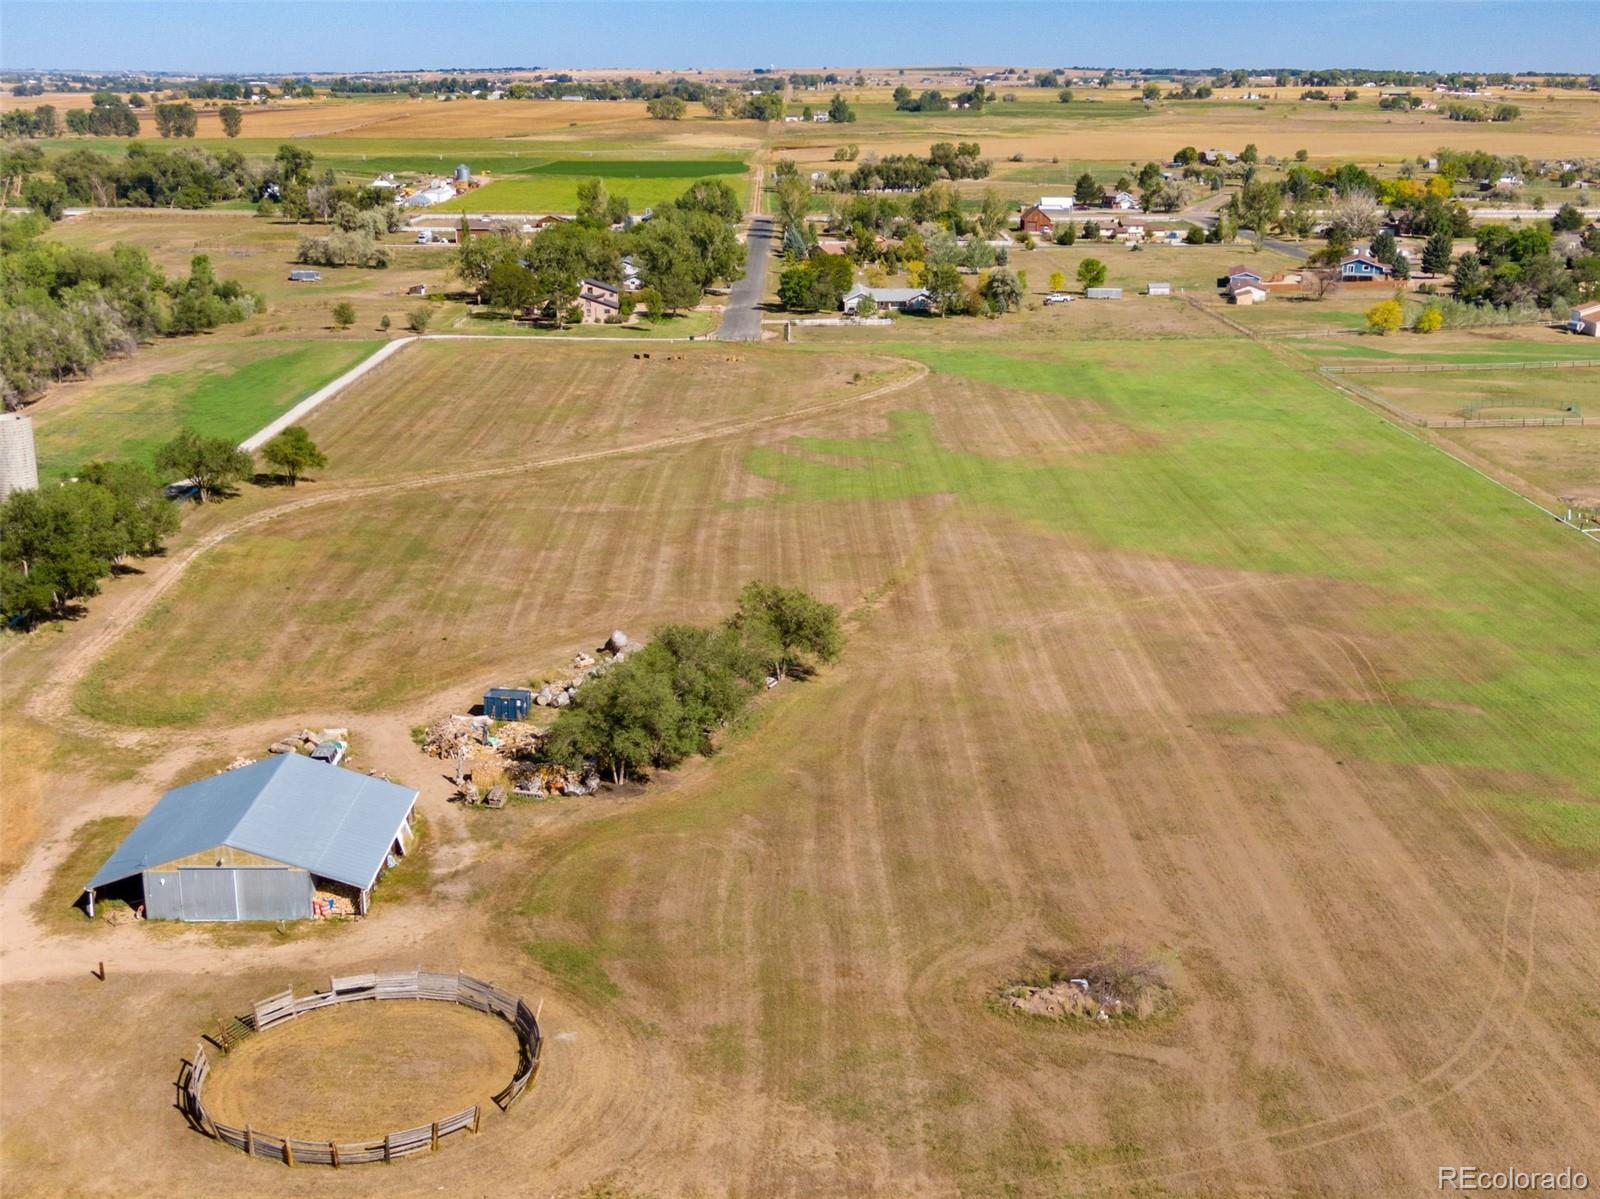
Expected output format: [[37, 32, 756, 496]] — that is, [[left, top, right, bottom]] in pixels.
[[30, 338, 378, 479], [438, 166, 750, 213], [514, 157, 746, 178]]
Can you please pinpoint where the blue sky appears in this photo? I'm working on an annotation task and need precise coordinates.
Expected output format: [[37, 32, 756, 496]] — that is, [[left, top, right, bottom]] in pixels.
[[1, 2, 1591, 74]]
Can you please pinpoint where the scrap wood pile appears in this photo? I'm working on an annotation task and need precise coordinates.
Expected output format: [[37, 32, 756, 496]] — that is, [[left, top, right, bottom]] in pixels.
[[422, 629, 646, 805]]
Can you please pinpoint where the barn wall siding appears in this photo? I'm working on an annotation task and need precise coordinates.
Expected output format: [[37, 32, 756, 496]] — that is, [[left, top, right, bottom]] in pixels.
[[142, 866, 313, 921]]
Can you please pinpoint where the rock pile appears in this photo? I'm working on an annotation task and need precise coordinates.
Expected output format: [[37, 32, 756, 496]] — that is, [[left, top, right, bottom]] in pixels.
[[532, 631, 646, 708], [267, 727, 348, 756]]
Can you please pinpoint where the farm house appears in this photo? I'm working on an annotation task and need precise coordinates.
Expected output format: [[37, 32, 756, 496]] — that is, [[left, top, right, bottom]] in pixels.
[[83, 754, 418, 922]]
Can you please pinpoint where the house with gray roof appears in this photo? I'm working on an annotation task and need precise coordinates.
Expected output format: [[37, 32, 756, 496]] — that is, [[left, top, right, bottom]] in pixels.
[[83, 754, 418, 922], [841, 284, 932, 315]]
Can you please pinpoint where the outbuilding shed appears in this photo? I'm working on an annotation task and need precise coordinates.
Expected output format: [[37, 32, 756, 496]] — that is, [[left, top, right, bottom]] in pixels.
[[1086, 287, 1124, 299], [83, 754, 418, 922]]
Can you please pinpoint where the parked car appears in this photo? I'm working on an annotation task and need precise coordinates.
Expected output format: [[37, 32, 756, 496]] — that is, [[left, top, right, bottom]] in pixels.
[[1044, 292, 1074, 305]]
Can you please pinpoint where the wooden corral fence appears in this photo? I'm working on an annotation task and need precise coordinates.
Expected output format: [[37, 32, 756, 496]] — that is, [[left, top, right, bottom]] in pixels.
[[1317, 366, 1591, 430], [179, 969, 541, 1167]]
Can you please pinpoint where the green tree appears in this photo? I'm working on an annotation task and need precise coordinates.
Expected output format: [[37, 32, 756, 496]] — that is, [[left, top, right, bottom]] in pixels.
[[332, 300, 356, 328], [1235, 178, 1282, 248], [1451, 251, 1485, 302], [773, 172, 812, 233], [1551, 203, 1585, 233], [1421, 229, 1455, 274], [545, 657, 681, 783], [274, 143, 315, 186], [729, 581, 842, 678], [777, 262, 817, 310], [260, 425, 328, 486], [0, 485, 115, 624], [1073, 172, 1102, 207], [218, 104, 243, 138], [153, 102, 197, 137], [827, 93, 856, 123], [982, 269, 1022, 313], [484, 256, 539, 312], [926, 261, 965, 315], [1053, 223, 1076, 246], [646, 95, 687, 120], [1077, 258, 1108, 289], [154, 428, 252, 502], [1240, 142, 1259, 164], [74, 460, 180, 560]]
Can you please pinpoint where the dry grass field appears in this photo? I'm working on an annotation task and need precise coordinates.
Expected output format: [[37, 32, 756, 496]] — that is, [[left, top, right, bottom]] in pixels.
[[4, 325, 1597, 1197], [200, 1001, 520, 1140], [5, 70, 1600, 1199]]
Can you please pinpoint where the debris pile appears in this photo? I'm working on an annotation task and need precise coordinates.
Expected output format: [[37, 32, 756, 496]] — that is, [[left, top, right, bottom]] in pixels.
[[533, 631, 645, 708], [1001, 945, 1171, 1023], [267, 727, 349, 756]]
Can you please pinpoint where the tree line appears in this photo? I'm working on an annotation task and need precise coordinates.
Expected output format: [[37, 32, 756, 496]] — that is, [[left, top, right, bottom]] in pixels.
[[0, 216, 259, 407], [459, 178, 745, 322], [542, 582, 841, 784], [0, 423, 327, 627]]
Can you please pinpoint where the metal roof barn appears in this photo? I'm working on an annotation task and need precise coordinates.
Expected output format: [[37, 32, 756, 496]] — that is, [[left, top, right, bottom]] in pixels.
[[84, 755, 418, 921]]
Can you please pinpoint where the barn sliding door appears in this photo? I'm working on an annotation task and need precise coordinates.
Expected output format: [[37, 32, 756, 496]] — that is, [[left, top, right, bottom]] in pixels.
[[176, 867, 239, 920], [233, 868, 313, 920]]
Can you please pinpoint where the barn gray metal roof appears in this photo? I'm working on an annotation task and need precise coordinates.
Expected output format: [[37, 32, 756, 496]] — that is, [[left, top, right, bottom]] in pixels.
[[86, 754, 418, 893]]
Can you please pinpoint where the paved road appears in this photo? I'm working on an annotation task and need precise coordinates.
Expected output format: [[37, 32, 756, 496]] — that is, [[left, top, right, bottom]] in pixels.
[[1188, 210, 1311, 261], [715, 215, 776, 341]]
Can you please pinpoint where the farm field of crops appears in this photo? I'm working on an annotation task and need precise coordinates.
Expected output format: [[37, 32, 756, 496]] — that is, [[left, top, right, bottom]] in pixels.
[[14, 329, 1590, 1199], [438, 157, 750, 212]]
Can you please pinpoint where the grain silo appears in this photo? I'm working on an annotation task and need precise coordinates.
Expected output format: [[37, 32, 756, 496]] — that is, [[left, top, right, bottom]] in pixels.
[[454, 162, 471, 183], [0, 413, 40, 500]]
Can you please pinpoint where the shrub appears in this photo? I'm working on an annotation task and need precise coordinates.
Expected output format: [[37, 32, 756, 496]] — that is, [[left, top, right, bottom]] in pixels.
[[1365, 297, 1404, 335], [1414, 306, 1443, 334], [407, 305, 433, 333]]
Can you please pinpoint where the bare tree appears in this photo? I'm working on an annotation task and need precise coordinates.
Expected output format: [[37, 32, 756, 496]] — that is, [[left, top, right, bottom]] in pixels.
[[1327, 188, 1382, 238], [1303, 269, 1341, 300]]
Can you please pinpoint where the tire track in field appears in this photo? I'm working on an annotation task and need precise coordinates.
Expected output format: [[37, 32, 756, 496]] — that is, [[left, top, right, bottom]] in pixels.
[[18, 355, 929, 738], [1064, 624, 1544, 1193]]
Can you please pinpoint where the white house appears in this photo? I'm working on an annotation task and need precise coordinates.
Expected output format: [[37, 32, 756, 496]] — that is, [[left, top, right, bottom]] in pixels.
[[841, 285, 932, 315], [1568, 301, 1600, 336]]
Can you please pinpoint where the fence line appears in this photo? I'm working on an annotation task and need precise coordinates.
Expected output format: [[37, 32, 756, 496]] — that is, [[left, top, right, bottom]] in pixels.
[[1316, 369, 1588, 429], [1321, 358, 1600, 376], [180, 968, 540, 1167]]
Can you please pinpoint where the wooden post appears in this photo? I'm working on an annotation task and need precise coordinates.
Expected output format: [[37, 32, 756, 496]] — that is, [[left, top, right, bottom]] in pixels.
[[283, 1139, 295, 1167], [95, 961, 105, 981], [471, 1105, 481, 1134], [383, 1133, 392, 1164], [329, 1141, 340, 1168], [244, 1125, 254, 1157], [430, 1121, 439, 1152]]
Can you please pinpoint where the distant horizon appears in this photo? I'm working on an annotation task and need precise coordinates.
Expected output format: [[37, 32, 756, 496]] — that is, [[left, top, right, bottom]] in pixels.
[[2, 2, 1594, 77]]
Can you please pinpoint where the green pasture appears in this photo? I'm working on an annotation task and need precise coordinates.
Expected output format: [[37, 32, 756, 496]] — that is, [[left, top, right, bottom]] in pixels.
[[31, 338, 378, 479], [438, 167, 750, 213], [746, 339, 1600, 846]]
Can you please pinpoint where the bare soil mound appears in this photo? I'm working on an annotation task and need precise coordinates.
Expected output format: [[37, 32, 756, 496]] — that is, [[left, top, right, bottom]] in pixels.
[[202, 1001, 520, 1140], [1002, 944, 1173, 1023]]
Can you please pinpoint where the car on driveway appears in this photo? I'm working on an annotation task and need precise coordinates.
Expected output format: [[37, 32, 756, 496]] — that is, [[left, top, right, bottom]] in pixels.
[[1044, 292, 1074, 305]]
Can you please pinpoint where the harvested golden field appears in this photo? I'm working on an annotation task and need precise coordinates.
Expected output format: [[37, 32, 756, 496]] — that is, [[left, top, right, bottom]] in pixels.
[[4, 330, 1596, 1199]]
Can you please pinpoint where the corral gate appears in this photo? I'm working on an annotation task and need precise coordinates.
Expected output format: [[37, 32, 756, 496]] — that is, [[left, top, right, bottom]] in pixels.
[[144, 867, 312, 921]]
